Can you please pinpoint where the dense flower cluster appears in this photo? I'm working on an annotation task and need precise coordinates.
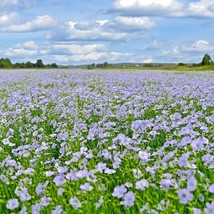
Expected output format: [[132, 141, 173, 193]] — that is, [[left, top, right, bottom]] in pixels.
[[0, 69, 214, 213]]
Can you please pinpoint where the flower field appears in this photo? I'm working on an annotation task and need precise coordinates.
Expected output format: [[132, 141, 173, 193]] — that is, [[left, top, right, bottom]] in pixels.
[[0, 69, 214, 214]]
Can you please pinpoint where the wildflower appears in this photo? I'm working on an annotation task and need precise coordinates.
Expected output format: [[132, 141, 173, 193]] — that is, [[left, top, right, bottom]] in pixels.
[[140, 203, 149, 213], [66, 171, 78, 181], [191, 138, 205, 151], [187, 176, 197, 191], [112, 185, 127, 198], [96, 196, 103, 209], [104, 168, 116, 174], [51, 205, 65, 214], [0, 174, 9, 184], [178, 153, 189, 167], [209, 184, 214, 193], [80, 182, 93, 191], [204, 199, 214, 214], [133, 169, 143, 179], [96, 162, 107, 172], [136, 179, 149, 190], [2, 138, 15, 147], [125, 182, 133, 188], [45, 171, 56, 177], [75, 169, 89, 178], [6, 199, 19, 210], [53, 174, 66, 186], [138, 151, 150, 163], [202, 154, 213, 165], [57, 187, 65, 196], [160, 179, 172, 191], [193, 208, 201, 214], [157, 199, 170, 211], [178, 189, 193, 204], [20, 205, 28, 214], [24, 168, 34, 175], [69, 196, 81, 210], [41, 196, 51, 206], [57, 166, 68, 174], [36, 181, 49, 196], [16, 187, 31, 201], [32, 203, 41, 214], [121, 191, 135, 207]]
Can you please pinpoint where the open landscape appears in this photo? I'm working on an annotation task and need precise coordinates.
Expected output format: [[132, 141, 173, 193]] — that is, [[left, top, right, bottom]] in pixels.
[[0, 69, 213, 213], [1, 0, 214, 213]]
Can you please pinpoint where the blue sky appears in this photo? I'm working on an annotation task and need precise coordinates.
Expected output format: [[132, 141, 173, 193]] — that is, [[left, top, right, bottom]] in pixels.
[[0, 0, 214, 65]]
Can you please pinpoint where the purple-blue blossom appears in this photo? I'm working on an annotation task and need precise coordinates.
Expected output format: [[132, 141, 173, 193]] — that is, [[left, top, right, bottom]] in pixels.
[[6, 199, 19, 210], [178, 189, 194, 204], [112, 185, 127, 198]]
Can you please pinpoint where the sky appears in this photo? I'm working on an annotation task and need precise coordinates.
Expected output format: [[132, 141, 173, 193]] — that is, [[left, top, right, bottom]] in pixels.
[[0, 0, 214, 65]]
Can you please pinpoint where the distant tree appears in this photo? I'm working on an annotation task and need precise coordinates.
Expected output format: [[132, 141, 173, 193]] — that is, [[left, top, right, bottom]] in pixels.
[[36, 59, 44, 68], [25, 61, 34, 68], [0, 57, 58, 69], [201, 54, 212, 65], [103, 62, 109, 68], [91, 63, 95, 69], [96, 64, 102, 68], [50, 63, 58, 68], [0, 58, 13, 68], [177, 63, 186, 66]]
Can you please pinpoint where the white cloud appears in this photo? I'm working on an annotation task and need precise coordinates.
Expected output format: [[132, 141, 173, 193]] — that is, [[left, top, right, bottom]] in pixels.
[[159, 40, 214, 63], [188, 0, 214, 18], [115, 16, 155, 30], [50, 20, 127, 41], [14, 41, 38, 49], [3, 48, 38, 57], [0, 41, 48, 58], [50, 51, 151, 64], [0, 15, 57, 32], [0, 13, 19, 25], [52, 43, 107, 55], [50, 16, 155, 42], [181, 40, 214, 52], [112, 0, 214, 18], [0, 0, 33, 10], [112, 0, 184, 17], [0, 40, 152, 64]]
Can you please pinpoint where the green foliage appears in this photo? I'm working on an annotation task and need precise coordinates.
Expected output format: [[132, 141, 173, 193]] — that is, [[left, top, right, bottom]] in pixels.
[[88, 62, 113, 69], [177, 63, 186, 66], [36, 59, 44, 68], [0, 58, 13, 68], [0, 58, 58, 69], [201, 53, 212, 65]]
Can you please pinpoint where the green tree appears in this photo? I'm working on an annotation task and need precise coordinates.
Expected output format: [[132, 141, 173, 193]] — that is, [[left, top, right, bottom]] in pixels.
[[201, 54, 212, 65], [25, 61, 34, 68], [36, 59, 44, 68], [177, 62, 186, 66], [91, 63, 95, 69], [103, 62, 109, 68], [0, 58, 13, 68], [50, 63, 58, 68]]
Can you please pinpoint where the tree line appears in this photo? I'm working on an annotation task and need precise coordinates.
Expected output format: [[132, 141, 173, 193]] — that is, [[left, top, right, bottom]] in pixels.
[[0, 58, 58, 69], [178, 54, 213, 66], [87, 62, 113, 69]]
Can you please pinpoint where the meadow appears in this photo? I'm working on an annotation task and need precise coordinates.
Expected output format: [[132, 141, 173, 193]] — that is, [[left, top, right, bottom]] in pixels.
[[0, 69, 214, 214]]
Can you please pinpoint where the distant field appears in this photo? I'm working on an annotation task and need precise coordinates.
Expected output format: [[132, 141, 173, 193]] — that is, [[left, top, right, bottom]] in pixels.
[[0, 69, 214, 213], [97, 65, 214, 71]]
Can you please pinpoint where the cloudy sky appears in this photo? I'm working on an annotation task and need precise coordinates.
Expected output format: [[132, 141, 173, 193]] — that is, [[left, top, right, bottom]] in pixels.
[[0, 0, 214, 65]]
